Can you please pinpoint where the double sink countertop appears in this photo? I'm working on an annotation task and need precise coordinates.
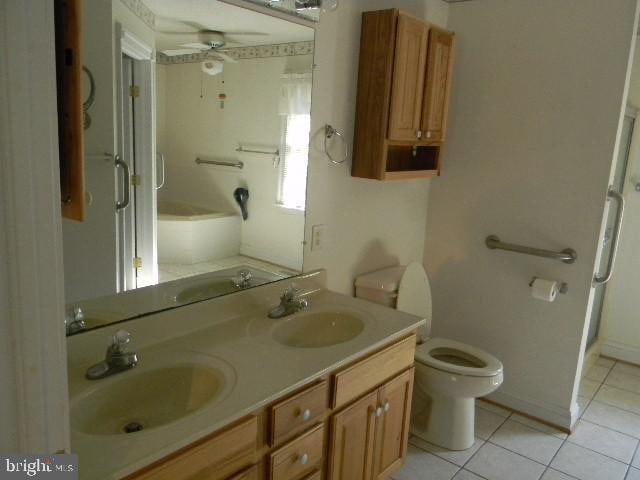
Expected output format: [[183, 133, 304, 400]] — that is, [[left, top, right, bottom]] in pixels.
[[67, 270, 425, 480]]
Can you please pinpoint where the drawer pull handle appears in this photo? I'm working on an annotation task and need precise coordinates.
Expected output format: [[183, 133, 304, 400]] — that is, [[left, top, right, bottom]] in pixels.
[[383, 401, 390, 413], [301, 409, 311, 421], [299, 453, 309, 465], [375, 407, 383, 417]]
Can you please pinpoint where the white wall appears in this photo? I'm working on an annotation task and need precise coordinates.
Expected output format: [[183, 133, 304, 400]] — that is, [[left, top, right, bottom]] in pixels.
[[423, 0, 638, 427], [302, 0, 449, 294], [157, 55, 311, 269], [601, 48, 640, 363]]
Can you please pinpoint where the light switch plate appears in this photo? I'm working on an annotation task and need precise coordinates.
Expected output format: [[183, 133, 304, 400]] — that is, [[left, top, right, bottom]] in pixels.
[[311, 224, 325, 251]]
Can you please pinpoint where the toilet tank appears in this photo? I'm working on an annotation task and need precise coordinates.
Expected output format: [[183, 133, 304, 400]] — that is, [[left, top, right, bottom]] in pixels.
[[354, 265, 407, 307]]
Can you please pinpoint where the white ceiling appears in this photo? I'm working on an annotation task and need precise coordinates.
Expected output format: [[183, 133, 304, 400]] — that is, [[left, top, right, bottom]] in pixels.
[[145, 0, 314, 50]]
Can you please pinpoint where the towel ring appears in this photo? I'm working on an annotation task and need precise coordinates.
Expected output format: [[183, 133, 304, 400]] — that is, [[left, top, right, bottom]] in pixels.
[[324, 124, 348, 165], [83, 66, 96, 130]]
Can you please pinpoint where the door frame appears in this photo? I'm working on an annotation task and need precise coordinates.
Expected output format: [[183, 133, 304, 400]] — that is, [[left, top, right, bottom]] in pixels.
[[0, 0, 69, 453], [116, 25, 157, 290]]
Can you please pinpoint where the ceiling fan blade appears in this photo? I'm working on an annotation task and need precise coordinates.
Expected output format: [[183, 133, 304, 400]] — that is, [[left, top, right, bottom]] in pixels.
[[223, 31, 269, 36], [210, 51, 237, 63], [161, 48, 202, 57], [180, 42, 211, 51]]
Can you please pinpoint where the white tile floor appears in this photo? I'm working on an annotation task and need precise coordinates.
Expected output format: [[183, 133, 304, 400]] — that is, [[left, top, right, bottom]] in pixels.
[[392, 357, 640, 480]]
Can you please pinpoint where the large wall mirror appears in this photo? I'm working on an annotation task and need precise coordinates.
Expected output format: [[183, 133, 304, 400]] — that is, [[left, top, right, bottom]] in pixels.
[[62, 0, 314, 334]]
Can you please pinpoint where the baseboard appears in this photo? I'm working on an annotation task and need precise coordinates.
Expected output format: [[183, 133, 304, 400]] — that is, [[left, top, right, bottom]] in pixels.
[[486, 389, 575, 430], [582, 339, 602, 378], [602, 339, 640, 366]]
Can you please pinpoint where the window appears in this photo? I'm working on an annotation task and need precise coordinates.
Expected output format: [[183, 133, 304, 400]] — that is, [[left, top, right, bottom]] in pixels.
[[277, 72, 312, 210], [278, 113, 310, 210]]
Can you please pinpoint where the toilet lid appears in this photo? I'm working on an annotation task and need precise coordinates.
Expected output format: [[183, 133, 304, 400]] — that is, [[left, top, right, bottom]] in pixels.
[[415, 337, 503, 377], [397, 262, 432, 339]]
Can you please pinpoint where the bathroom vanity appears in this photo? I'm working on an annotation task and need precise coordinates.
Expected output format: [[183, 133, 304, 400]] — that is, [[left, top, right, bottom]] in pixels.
[[67, 271, 424, 480]]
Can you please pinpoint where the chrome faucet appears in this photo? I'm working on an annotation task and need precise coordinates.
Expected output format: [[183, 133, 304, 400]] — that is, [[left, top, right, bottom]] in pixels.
[[268, 285, 309, 319], [86, 330, 139, 380], [65, 306, 86, 336], [232, 269, 253, 289]]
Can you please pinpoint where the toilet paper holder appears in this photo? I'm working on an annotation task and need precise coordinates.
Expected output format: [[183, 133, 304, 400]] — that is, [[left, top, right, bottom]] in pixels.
[[529, 277, 568, 294]]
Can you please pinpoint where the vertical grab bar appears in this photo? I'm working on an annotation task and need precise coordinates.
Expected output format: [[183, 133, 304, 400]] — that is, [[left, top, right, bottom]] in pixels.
[[115, 154, 131, 211], [156, 152, 165, 190], [594, 188, 625, 284]]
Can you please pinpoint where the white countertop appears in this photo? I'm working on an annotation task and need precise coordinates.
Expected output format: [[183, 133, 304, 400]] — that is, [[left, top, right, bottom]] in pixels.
[[67, 271, 425, 479]]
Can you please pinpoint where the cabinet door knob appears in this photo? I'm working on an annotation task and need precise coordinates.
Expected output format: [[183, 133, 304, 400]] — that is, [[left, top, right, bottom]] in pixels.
[[299, 453, 309, 465], [426, 131, 432, 139], [383, 401, 390, 413], [416, 130, 423, 139], [375, 407, 383, 417], [301, 409, 311, 421]]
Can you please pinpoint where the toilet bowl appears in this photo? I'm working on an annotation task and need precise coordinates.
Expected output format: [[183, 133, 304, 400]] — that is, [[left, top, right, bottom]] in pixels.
[[355, 262, 504, 451]]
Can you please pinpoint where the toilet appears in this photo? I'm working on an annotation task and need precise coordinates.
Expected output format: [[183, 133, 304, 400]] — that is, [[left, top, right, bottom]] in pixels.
[[355, 262, 504, 451]]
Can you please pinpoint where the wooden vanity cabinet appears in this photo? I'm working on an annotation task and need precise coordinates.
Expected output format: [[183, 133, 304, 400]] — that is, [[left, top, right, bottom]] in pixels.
[[125, 416, 258, 480], [125, 335, 417, 480], [372, 368, 414, 479], [352, 9, 455, 180], [328, 369, 414, 480]]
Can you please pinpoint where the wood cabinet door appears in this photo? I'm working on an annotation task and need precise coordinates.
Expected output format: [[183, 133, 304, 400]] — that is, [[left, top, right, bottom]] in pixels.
[[373, 368, 415, 480], [421, 27, 455, 143], [328, 391, 378, 480], [388, 13, 429, 142]]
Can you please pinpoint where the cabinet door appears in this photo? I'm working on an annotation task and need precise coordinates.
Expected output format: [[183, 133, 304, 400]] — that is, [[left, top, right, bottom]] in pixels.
[[421, 28, 455, 143], [373, 368, 415, 480], [328, 391, 378, 480], [388, 13, 429, 142]]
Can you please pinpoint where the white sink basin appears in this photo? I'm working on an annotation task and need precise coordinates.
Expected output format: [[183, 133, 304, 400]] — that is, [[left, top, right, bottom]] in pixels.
[[273, 311, 365, 348], [72, 363, 229, 436]]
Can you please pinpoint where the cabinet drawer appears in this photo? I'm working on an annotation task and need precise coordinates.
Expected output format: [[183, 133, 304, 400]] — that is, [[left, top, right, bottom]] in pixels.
[[269, 424, 324, 480], [302, 471, 321, 480], [227, 464, 258, 480], [332, 335, 415, 409], [270, 381, 328, 446], [127, 416, 257, 480]]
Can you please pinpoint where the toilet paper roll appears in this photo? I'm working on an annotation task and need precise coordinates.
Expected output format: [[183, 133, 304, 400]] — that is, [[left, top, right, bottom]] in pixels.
[[531, 278, 559, 302]]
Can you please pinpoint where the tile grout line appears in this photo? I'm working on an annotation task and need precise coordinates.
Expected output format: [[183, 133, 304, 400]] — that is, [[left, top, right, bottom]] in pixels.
[[407, 361, 640, 480], [582, 362, 640, 441], [628, 441, 640, 479], [555, 360, 635, 479], [460, 409, 512, 471]]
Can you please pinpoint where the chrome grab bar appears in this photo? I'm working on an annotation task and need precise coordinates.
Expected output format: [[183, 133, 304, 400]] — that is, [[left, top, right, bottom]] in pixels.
[[594, 188, 625, 285], [195, 157, 244, 169], [156, 152, 165, 190], [115, 154, 130, 211], [235, 146, 279, 157], [486, 235, 577, 264]]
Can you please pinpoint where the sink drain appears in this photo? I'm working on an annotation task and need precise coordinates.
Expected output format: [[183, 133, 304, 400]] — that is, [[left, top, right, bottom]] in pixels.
[[122, 421, 144, 434]]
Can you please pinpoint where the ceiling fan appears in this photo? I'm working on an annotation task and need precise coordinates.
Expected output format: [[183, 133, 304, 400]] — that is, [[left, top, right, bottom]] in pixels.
[[160, 25, 267, 63]]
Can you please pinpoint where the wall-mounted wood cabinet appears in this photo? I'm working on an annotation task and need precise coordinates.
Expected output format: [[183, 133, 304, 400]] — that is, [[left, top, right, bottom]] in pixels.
[[54, 0, 86, 221], [352, 9, 455, 181]]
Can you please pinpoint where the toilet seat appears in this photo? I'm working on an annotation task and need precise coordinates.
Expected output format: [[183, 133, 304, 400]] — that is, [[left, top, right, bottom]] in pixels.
[[415, 338, 503, 378]]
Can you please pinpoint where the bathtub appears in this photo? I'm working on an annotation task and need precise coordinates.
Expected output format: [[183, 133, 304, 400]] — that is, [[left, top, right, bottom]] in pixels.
[[157, 201, 241, 264]]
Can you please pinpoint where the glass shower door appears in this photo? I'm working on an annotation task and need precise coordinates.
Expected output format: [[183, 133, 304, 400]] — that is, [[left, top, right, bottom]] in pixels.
[[586, 112, 635, 347]]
